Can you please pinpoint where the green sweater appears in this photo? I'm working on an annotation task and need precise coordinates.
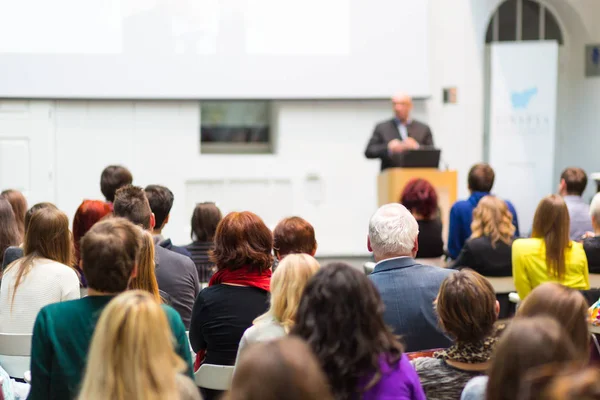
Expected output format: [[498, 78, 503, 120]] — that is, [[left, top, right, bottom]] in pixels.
[[27, 296, 193, 400]]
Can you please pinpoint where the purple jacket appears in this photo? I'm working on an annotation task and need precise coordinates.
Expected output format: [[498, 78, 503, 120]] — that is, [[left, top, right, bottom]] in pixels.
[[360, 354, 426, 400]]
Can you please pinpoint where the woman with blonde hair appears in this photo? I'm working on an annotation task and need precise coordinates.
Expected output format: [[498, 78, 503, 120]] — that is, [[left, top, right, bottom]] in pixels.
[[512, 194, 589, 299], [236, 253, 320, 360], [129, 229, 162, 303], [0, 207, 80, 333], [78, 290, 201, 400], [452, 195, 514, 277]]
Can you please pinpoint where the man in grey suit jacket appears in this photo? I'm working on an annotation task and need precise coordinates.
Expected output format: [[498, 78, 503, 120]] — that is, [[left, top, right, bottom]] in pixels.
[[365, 93, 434, 170], [367, 203, 454, 352]]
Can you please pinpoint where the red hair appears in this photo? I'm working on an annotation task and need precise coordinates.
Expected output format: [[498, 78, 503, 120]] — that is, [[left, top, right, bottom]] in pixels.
[[400, 178, 438, 219], [273, 217, 317, 258], [73, 200, 112, 265]]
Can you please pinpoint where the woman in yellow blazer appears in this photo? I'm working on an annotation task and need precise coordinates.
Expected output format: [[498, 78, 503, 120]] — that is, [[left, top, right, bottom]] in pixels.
[[512, 194, 589, 299]]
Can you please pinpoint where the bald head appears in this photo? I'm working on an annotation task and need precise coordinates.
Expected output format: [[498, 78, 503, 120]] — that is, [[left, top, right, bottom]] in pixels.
[[391, 93, 413, 122]]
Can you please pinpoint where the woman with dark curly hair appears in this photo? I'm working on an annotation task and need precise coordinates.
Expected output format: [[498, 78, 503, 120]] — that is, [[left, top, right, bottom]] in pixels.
[[400, 178, 444, 258], [292, 263, 426, 400]]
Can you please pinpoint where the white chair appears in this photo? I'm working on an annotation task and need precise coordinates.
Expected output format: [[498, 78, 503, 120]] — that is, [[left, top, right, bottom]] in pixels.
[[0, 333, 32, 379], [194, 364, 235, 390], [363, 262, 375, 275], [485, 277, 516, 294], [590, 274, 600, 288], [186, 331, 195, 358], [80, 288, 88, 298]]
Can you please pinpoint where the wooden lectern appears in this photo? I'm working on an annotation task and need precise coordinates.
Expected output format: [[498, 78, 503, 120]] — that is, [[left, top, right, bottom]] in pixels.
[[378, 168, 458, 242]]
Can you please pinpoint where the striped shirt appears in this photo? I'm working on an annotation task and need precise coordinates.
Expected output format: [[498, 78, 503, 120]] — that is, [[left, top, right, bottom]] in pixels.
[[185, 241, 215, 283]]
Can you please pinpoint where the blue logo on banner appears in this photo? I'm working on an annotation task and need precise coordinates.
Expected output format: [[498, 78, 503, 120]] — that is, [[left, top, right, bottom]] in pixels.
[[511, 88, 538, 109], [593, 47, 600, 66]]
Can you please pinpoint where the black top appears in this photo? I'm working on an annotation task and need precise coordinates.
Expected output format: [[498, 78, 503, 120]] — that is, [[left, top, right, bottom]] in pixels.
[[584, 236, 600, 274], [189, 284, 269, 365], [451, 236, 512, 277], [185, 241, 216, 283], [416, 219, 444, 258]]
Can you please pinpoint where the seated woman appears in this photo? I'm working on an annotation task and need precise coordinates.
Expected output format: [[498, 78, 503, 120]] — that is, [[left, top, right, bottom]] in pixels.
[[461, 317, 583, 400], [512, 194, 589, 299], [189, 211, 272, 400], [411, 269, 501, 400], [236, 253, 319, 359], [400, 178, 444, 259], [273, 216, 317, 263], [78, 290, 201, 400], [0, 197, 20, 268], [292, 263, 426, 400], [185, 202, 222, 283], [451, 195, 514, 276], [0, 207, 80, 333], [583, 192, 600, 273]]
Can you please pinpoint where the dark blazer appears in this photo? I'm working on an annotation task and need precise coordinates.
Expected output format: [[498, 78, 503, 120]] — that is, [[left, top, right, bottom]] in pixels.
[[451, 236, 512, 277], [368, 257, 454, 352], [154, 246, 201, 329], [159, 238, 193, 259], [416, 219, 444, 258], [584, 236, 600, 274], [365, 118, 434, 170]]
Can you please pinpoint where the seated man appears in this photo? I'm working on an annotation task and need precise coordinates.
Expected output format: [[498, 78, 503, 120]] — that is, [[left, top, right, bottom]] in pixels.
[[559, 167, 593, 240], [368, 203, 454, 352], [144, 184, 192, 258], [273, 216, 317, 261], [100, 165, 133, 207], [113, 185, 199, 328], [28, 218, 192, 400], [448, 163, 519, 259]]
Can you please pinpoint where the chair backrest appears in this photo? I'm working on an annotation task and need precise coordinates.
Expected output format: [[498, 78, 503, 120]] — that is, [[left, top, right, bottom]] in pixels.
[[194, 364, 235, 390], [485, 277, 516, 294], [590, 274, 600, 289], [363, 262, 375, 275], [0, 333, 32, 379]]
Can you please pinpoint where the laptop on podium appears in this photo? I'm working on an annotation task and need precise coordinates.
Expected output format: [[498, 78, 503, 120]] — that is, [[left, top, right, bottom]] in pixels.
[[390, 148, 441, 168]]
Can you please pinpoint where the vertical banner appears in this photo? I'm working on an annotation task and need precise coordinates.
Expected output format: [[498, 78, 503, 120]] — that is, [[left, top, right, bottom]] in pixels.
[[489, 41, 558, 233]]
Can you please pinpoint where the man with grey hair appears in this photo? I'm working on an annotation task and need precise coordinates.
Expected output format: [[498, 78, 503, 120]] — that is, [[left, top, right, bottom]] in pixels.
[[368, 203, 454, 351]]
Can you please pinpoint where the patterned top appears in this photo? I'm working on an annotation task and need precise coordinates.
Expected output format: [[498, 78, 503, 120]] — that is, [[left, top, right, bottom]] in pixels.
[[185, 241, 215, 283], [411, 358, 484, 400]]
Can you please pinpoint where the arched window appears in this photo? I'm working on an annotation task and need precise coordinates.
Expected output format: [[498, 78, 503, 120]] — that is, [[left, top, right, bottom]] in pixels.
[[485, 0, 563, 44]]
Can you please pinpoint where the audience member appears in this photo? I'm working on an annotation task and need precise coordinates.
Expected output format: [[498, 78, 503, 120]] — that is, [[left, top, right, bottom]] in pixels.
[[129, 229, 163, 303], [368, 203, 454, 351], [292, 263, 426, 400], [516, 283, 590, 361], [273, 216, 317, 260], [412, 270, 501, 400], [78, 291, 201, 400], [400, 178, 444, 258], [186, 202, 222, 283], [512, 195, 589, 299], [583, 192, 600, 273], [0, 198, 20, 266], [144, 184, 192, 257], [224, 337, 333, 400], [1, 202, 57, 270], [100, 165, 133, 205], [519, 365, 600, 400], [460, 317, 581, 400], [1, 189, 27, 242], [72, 199, 112, 284], [559, 167, 593, 240], [113, 185, 199, 328], [28, 218, 192, 400], [0, 207, 79, 333], [236, 254, 319, 360], [448, 163, 519, 259], [189, 211, 272, 400], [451, 195, 514, 276]]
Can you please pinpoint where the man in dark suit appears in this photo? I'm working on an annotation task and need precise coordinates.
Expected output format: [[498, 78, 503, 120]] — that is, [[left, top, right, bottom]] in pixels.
[[365, 93, 434, 170]]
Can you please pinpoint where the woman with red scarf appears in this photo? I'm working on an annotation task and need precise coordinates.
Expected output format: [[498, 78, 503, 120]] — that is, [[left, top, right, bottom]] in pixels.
[[188, 211, 272, 400]]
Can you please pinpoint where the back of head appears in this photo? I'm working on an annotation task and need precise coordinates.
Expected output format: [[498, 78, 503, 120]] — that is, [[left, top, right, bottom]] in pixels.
[[291, 262, 402, 399], [0, 197, 20, 264], [1, 189, 27, 240], [224, 337, 333, 400], [24, 202, 57, 234], [144, 185, 174, 230], [190, 202, 222, 242], [113, 185, 152, 230], [261, 254, 320, 332], [73, 200, 113, 264], [561, 167, 587, 196], [80, 218, 141, 293], [100, 165, 133, 203], [468, 163, 495, 193], [486, 317, 579, 400], [23, 207, 73, 266], [273, 217, 317, 259], [537, 367, 600, 400], [211, 211, 273, 272], [79, 290, 186, 400], [590, 192, 600, 227], [516, 282, 589, 361], [129, 230, 161, 303], [400, 178, 438, 219], [368, 203, 419, 260], [531, 194, 570, 279], [436, 269, 497, 343], [470, 195, 515, 246]]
